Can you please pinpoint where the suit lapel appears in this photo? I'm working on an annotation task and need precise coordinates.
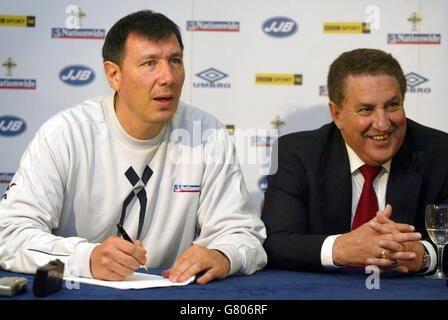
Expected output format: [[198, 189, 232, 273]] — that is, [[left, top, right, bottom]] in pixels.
[[318, 128, 353, 234], [386, 134, 423, 224]]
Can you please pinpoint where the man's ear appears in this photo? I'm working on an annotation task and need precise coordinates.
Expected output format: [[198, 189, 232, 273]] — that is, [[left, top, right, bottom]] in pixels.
[[104, 61, 121, 92], [329, 101, 343, 130]]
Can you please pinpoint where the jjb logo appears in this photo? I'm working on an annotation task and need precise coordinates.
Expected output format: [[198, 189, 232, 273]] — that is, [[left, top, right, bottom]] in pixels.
[[0, 116, 26, 136], [263, 17, 298, 38], [59, 65, 95, 86]]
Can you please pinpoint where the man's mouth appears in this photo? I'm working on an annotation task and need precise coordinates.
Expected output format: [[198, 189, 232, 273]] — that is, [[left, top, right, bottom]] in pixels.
[[153, 93, 175, 107], [154, 96, 174, 102], [370, 133, 390, 141]]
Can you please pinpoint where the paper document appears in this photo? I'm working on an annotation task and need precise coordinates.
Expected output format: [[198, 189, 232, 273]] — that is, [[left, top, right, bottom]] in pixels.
[[64, 272, 195, 290]]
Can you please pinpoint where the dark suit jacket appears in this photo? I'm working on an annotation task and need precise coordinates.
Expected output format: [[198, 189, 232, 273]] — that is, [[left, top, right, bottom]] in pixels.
[[261, 118, 448, 272]]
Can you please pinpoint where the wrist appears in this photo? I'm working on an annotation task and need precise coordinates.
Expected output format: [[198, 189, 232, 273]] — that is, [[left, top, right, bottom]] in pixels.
[[332, 234, 349, 266]]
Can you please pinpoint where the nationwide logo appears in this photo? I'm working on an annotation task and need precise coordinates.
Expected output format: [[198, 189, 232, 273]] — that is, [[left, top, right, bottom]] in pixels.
[[173, 185, 201, 192], [255, 73, 302, 86], [51, 5, 105, 39], [186, 20, 240, 32], [194, 68, 231, 88], [0, 116, 27, 136], [388, 12, 440, 44], [388, 33, 441, 44], [323, 22, 370, 34], [406, 72, 431, 94], [59, 65, 95, 86], [319, 85, 328, 96], [52, 28, 105, 39], [0, 58, 36, 90], [262, 17, 298, 38], [0, 15, 35, 27]]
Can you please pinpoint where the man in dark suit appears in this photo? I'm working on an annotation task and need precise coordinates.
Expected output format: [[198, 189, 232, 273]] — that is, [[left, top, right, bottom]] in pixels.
[[262, 48, 448, 274]]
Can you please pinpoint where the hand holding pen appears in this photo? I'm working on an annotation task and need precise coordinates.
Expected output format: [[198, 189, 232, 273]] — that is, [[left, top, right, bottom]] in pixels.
[[117, 224, 149, 271], [89, 226, 148, 280]]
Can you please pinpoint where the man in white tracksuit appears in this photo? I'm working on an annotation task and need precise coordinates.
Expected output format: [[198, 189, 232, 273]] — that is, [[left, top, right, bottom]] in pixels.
[[0, 10, 267, 284]]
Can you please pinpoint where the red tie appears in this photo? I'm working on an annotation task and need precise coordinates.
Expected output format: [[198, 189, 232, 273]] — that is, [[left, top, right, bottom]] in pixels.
[[351, 165, 382, 230]]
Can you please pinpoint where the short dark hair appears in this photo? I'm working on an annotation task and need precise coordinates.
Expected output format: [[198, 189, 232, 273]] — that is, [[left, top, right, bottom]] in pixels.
[[327, 48, 407, 106], [102, 10, 184, 66]]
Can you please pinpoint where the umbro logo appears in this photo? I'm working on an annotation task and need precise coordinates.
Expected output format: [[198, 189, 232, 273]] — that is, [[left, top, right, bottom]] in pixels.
[[405, 72, 431, 94], [196, 68, 228, 83], [194, 68, 231, 89], [405, 72, 428, 88]]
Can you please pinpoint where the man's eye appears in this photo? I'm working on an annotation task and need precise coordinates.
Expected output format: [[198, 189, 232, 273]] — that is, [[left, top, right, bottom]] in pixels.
[[358, 108, 372, 114], [388, 102, 400, 110], [145, 61, 154, 66]]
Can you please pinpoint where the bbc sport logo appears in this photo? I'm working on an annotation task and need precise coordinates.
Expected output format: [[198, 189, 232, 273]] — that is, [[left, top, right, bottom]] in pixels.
[[255, 73, 302, 86], [323, 22, 370, 34], [0, 15, 35, 27]]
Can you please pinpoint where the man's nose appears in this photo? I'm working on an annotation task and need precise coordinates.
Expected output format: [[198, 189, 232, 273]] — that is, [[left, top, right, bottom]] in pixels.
[[373, 108, 391, 131], [157, 61, 174, 85]]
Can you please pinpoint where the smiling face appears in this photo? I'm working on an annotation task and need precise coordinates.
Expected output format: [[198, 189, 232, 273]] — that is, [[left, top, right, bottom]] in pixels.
[[329, 74, 407, 166], [104, 32, 185, 139]]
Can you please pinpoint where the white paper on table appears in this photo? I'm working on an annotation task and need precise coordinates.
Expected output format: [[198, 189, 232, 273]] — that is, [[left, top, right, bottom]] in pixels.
[[63, 272, 195, 290]]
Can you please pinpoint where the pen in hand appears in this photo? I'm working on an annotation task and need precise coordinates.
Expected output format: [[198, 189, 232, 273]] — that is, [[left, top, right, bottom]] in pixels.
[[116, 224, 149, 272]]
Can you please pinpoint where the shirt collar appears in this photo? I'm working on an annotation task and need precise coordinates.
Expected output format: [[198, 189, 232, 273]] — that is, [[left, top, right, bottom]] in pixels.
[[345, 143, 391, 174]]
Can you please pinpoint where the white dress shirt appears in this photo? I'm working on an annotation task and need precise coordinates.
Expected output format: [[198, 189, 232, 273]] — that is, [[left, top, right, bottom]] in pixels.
[[321, 144, 436, 273]]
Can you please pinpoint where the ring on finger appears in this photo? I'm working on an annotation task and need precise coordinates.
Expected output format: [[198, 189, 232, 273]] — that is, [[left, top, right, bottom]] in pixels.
[[380, 249, 387, 259]]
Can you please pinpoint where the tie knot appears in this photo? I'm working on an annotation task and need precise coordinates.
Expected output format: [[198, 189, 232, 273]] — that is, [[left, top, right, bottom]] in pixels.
[[359, 165, 382, 183]]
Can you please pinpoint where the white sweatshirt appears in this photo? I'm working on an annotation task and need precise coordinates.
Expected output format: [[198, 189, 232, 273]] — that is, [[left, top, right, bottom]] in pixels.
[[0, 94, 267, 278]]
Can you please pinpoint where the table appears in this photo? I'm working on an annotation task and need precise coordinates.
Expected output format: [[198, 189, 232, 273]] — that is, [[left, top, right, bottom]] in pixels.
[[1, 268, 447, 316]]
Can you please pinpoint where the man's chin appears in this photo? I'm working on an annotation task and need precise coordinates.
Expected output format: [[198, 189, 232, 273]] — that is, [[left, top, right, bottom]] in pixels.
[[365, 151, 397, 166], [152, 109, 177, 123]]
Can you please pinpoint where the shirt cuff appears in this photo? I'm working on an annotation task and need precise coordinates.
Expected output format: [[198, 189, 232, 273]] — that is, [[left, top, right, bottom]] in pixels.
[[420, 240, 437, 274], [64, 242, 100, 278], [208, 243, 242, 276], [321, 234, 343, 271]]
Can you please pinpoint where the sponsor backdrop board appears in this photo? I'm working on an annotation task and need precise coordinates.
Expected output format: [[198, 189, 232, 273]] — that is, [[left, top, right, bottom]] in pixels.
[[1, 0, 447, 210]]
